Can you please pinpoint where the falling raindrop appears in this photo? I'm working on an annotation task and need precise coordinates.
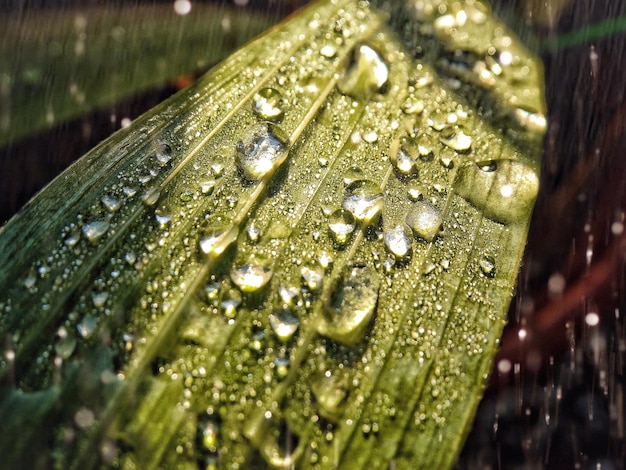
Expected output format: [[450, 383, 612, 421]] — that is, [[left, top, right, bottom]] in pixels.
[[236, 123, 288, 181], [384, 224, 413, 260], [342, 179, 384, 224], [269, 308, 299, 342], [328, 208, 356, 244], [82, 220, 110, 243], [252, 88, 285, 121], [317, 265, 380, 345], [231, 264, 273, 293], [406, 201, 442, 242], [337, 43, 389, 101]]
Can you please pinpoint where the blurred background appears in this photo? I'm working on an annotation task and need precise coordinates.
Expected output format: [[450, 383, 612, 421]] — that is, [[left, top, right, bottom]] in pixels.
[[1, 0, 624, 467]]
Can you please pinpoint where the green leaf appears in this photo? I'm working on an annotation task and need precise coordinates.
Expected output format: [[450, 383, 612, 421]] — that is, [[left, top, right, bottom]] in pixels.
[[0, 0, 545, 468], [0, 3, 276, 147]]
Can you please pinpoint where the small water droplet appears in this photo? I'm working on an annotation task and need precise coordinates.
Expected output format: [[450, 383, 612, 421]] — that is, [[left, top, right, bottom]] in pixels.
[[317, 251, 334, 270], [407, 181, 424, 201], [337, 43, 389, 101], [155, 142, 173, 166], [199, 419, 219, 453], [278, 285, 300, 307], [24, 272, 37, 289], [205, 281, 221, 302], [142, 187, 160, 207], [123, 186, 137, 197], [274, 356, 290, 378], [221, 289, 242, 319], [317, 265, 380, 345], [269, 308, 299, 342], [343, 166, 364, 185], [231, 264, 273, 293], [311, 374, 348, 421], [211, 163, 224, 178], [125, 252, 137, 265], [417, 134, 435, 161], [440, 129, 472, 152], [155, 212, 171, 229], [101, 194, 120, 213], [328, 208, 356, 244], [246, 224, 261, 243], [198, 226, 238, 257], [252, 88, 285, 121], [301, 266, 323, 292], [428, 110, 448, 131], [401, 95, 425, 114], [479, 255, 496, 277], [439, 156, 454, 169], [236, 124, 288, 181], [201, 180, 216, 195], [55, 335, 77, 359], [362, 129, 378, 143], [406, 202, 442, 242], [320, 43, 337, 58], [342, 179, 384, 224], [92, 291, 109, 308], [453, 159, 539, 224], [82, 220, 110, 243], [384, 224, 413, 260], [77, 315, 97, 339], [391, 142, 418, 177], [64, 231, 81, 247]]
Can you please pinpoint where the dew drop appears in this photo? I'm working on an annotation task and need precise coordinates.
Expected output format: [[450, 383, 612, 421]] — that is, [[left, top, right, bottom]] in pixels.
[[453, 159, 539, 224], [77, 315, 97, 339], [384, 224, 413, 260], [92, 291, 109, 308], [343, 166, 364, 185], [317, 265, 380, 345], [199, 419, 219, 453], [401, 95, 425, 115], [155, 142, 173, 166], [328, 208, 356, 244], [337, 43, 389, 101], [440, 129, 472, 152], [391, 143, 417, 177], [479, 255, 496, 278], [155, 212, 171, 229], [64, 231, 81, 247], [278, 285, 300, 307], [301, 266, 324, 292], [198, 226, 238, 257], [406, 202, 442, 242], [101, 194, 120, 213], [269, 308, 300, 342], [320, 43, 337, 58], [142, 187, 160, 207], [417, 134, 435, 161], [246, 224, 261, 243], [55, 336, 77, 359], [311, 374, 348, 421], [221, 289, 242, 319], [236, 123, 288, 181], [82, 220, 110, 243], [231, 264, 273, 293], [428, 110, 448, 131], [200, 180, 216, 195], [252, 88, 285, 121], [342, 179, 384, 224], [407, 182, 424, 201]]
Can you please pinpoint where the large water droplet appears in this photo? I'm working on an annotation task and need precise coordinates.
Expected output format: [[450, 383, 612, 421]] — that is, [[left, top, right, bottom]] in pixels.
[[252, 88, 285, 121], [77, 315, 97, 339], [317, 265, 380, 345], [337, 43, 389, 101], [82, 220, 110, 243], [406, 202, 442, 242], [453, 159, 539, 224], [231, 264, 273, 293], [301, 266, 324, 292], [440, 129, 472, 152], [391, 141, 418, 178], [269, 308, 299, 342], [311, 374, 348, 422], [342, 179, 384, 224], [328, 208, 356, 244], [236, 124, 288, 181], [384, 224, 413, 260], [101, 194, 120, 213], [155, 142, 173, 166], [198, 226, 238, 258]]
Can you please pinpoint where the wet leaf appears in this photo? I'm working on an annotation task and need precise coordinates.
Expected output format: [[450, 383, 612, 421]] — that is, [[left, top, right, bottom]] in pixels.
[[0, 0, 544, 468]]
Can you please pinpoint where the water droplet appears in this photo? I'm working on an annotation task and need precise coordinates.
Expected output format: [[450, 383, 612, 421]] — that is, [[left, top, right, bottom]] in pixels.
[[142, 187, 160, 207], [92, 291, 109, 308], [479, 255, 496, 277], [343, 166, 364, 185], [301, 266, 323, 292], [384, 224, 413, 260], [101, 194, 120, 213], [125, 252, 137, 265], [362, 129, 378, 143], [24, 271, 37, 289], [246, 224, 261, 243], [274, 356, 290, 378], [317, 251, 334, 270], [391, 142, 418, 177], [221, 289, 242, 319], [453, 160, 539, 224], [401, 95, 425, 114], [320, 43, 337, 58], [317, 265, 380, 345], [155, 142, 173, 166], [278, 285, 300, 307], [406, 202, 442, 242], [252, 88, 285, 121], [199, 419, 219, 453], [205, 281, 221, 302], [311, 374, 348, 421], [328, 208, 356, 244], [123, 186, 137, 197], [82, 220, 110, 243], [417, 134, 435, 161], [337, 43, 389, 101], [342, 179, 384, 224], [269, 308, 299, 342], [201, 180, 216, 195], [198, 226, 238, 257], [440, 129, 472, 152], [211, 163, 224, 178], [439, 156, 454, 169], [231, 264, 273, 293], [64, 231, 80, 247], [512, 108, 547, 133], [236, 124, 288, 181], [428, 110, 448, 131], [407, 182, 424, 201], [77, 315, 97, 339], [155, 212, 171, 229]]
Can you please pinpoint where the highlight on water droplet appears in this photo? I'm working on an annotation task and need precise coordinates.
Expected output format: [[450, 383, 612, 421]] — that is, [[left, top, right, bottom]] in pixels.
[[252, 88, 285, 121], [337, 43, 389, 101], [198, 226, 238, 258], [405, 201, 442, 242], [453, 159, 539, 224], [317, 265, 380, 345], [328, 208, 356, 245], [342, 179, 384, 225], [269, 308, 299, 342], [231, 263, 273, 293], [236, 123, 288, 181], [82, 220, 110, 243]]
